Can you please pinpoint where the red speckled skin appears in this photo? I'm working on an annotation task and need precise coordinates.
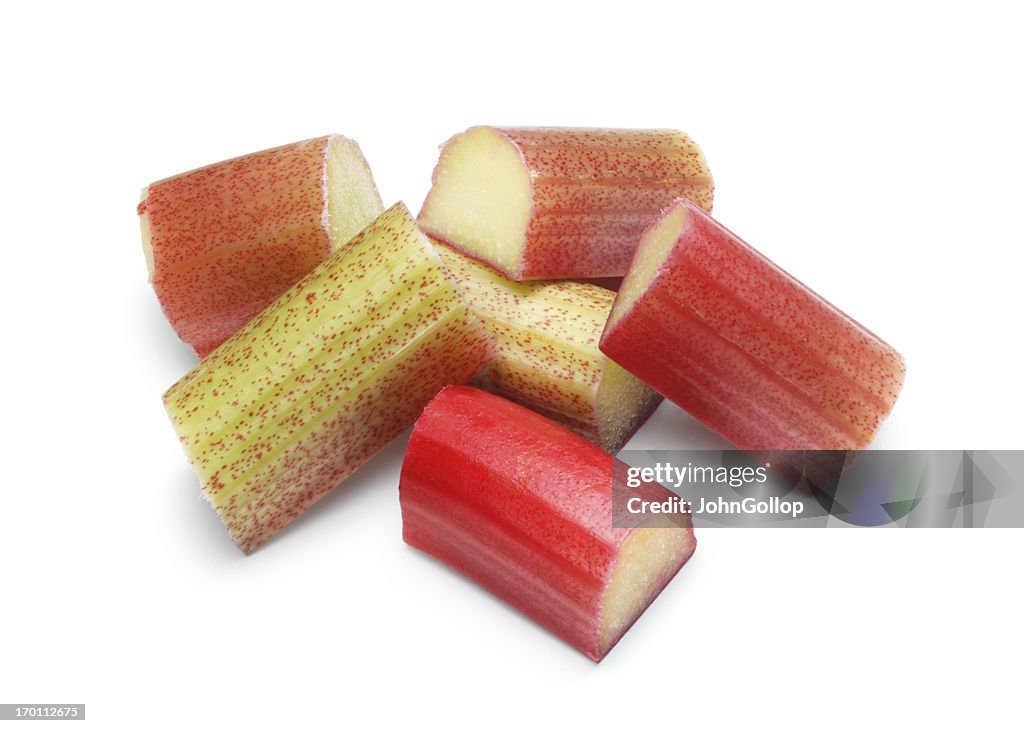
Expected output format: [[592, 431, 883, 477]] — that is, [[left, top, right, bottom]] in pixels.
[[400, 386, 692, 661], [601, 199, 906, 450], [141, 137, 338, 357], [501, 127, 712, 279]]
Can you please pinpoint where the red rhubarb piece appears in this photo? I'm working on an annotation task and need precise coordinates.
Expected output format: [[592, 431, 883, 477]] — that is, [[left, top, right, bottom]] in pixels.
[[139, 135, 383, 357], [418, 126, 713, 280], [399, 385, 696, 661], [600, 198, 906, 450]]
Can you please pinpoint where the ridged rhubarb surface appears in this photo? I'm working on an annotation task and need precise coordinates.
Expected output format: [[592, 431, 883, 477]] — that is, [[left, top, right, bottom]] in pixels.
[[400, 386, 696, 662], [418, 126, 713, 280], [432, 240, 661, 452], [164, 204, 493, 553], [601, 198, 906, 450], [140, 135, 383, 357]]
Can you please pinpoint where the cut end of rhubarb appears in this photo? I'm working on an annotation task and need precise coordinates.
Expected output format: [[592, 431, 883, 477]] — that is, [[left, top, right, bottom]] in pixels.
[[605, 199, 688, 334], [138, 186, 154, 278], [595, 361, 664, 452], [325, 134, 385, 250], [418, 126, 533, 279], [598, 524, 696, 659]]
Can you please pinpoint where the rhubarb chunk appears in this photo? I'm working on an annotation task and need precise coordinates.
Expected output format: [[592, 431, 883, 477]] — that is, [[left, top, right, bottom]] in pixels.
[[601, 198, 906, 450], [164, 204, 493, 554], [400, 386, 696, 661], [432, 240, 661, 452], [418, 127, 713, 280], [139, 135, 383, 357]]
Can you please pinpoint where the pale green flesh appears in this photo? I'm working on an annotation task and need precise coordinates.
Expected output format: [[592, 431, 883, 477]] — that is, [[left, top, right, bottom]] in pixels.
[[418, 127, 533, 278], [325, 135, 385, 250], [599, 525, 694, 656], [607, 203, 688, 332]]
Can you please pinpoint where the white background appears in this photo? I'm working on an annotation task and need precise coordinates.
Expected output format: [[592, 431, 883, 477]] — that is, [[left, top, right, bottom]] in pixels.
[[2, 1, 1021, 730]]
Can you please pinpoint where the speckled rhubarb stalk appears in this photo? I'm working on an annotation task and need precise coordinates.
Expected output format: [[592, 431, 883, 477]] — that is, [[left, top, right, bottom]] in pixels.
[[164, 204, 494, 554], [139, 135, 383, 357], [432, 240, 661, 452], [400, 386, 696, 662], [418, 127, 713, 280], [601, 199, 906, 450]]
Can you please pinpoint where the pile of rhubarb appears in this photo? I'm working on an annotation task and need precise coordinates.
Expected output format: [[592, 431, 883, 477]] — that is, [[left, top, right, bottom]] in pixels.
[[141, 128, 905, 661]]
